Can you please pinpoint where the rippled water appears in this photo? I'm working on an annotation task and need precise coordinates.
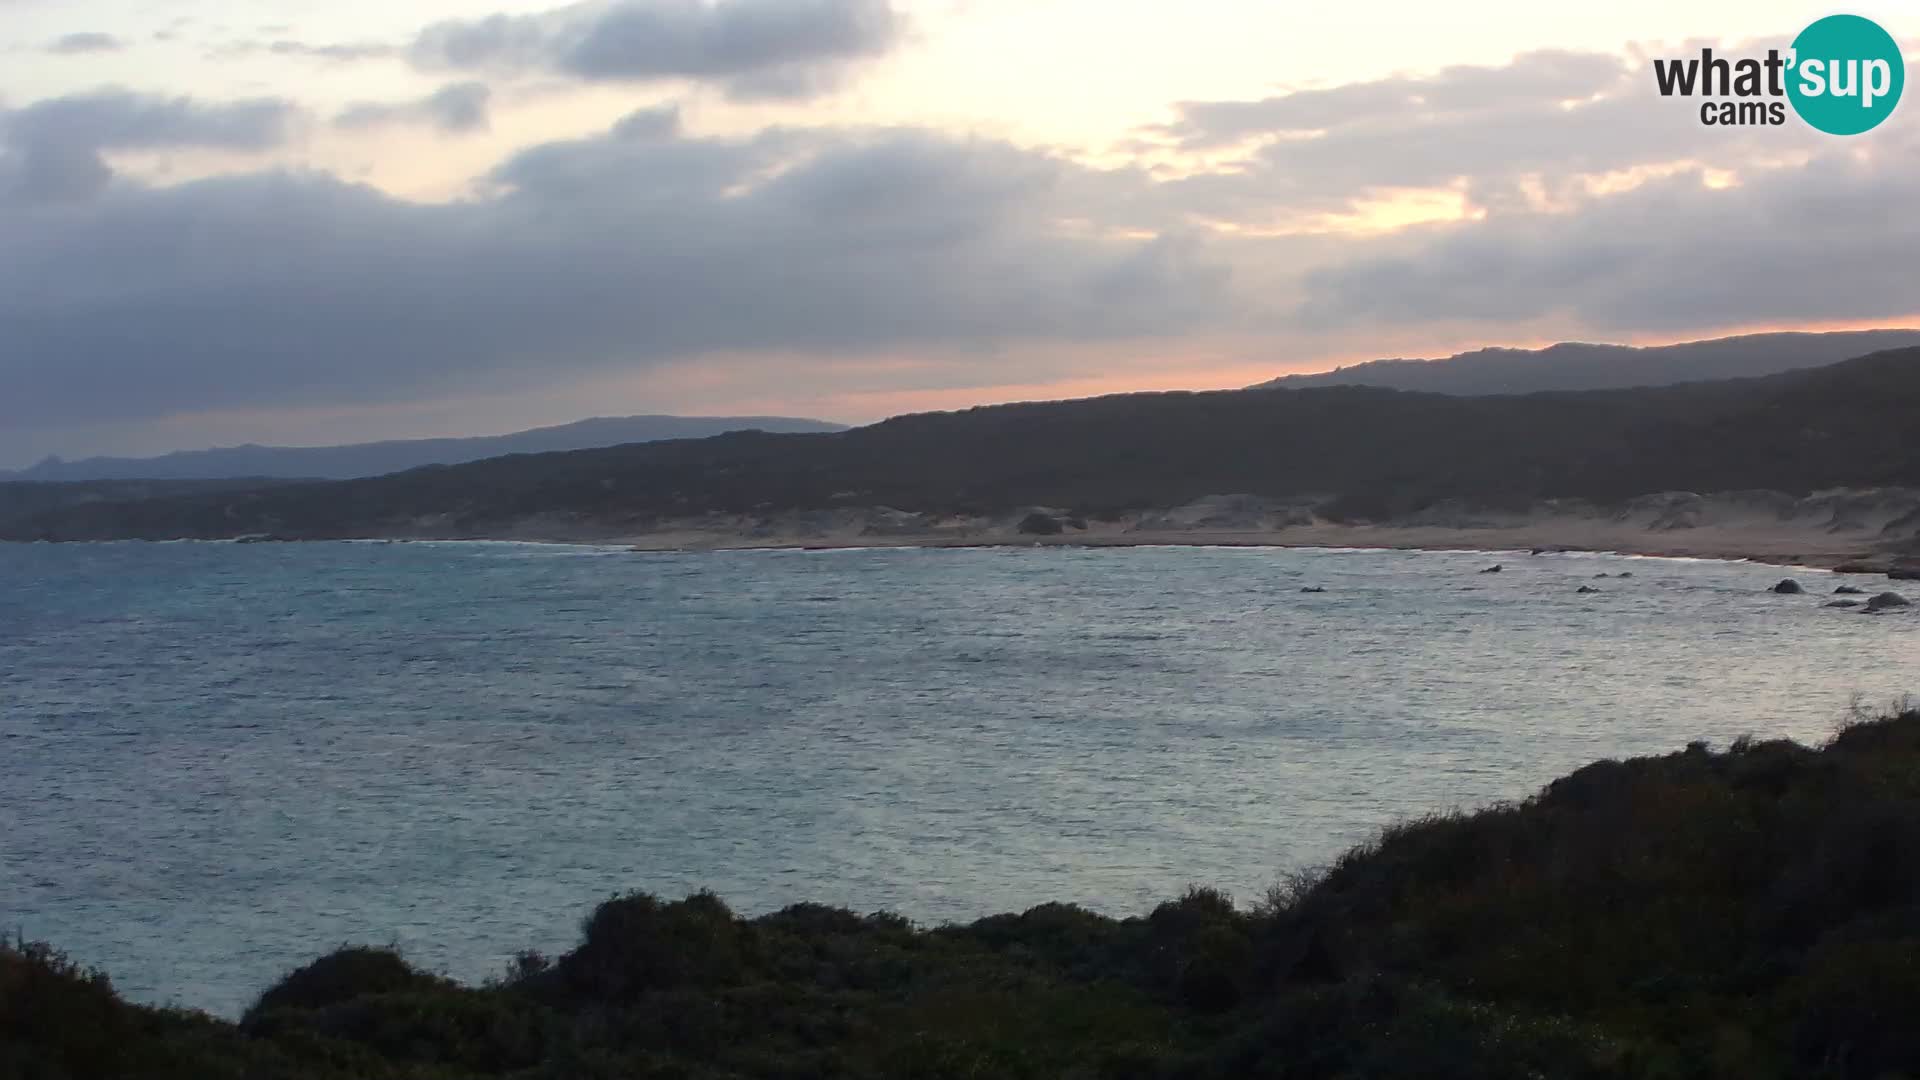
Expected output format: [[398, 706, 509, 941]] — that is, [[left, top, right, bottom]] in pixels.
[[2, 540, 1915, 1015]]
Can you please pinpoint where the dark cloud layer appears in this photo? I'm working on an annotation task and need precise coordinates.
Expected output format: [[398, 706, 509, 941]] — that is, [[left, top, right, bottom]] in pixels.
[[3, 44, 1918, 454], [0, 90, 296, 202], [0, 117, 1229, 430], [411, 0, 903, 99]]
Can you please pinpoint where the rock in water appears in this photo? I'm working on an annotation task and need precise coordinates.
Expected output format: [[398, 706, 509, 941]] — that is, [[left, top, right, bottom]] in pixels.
[[1481, 564, 1503, 574], [1865, 592, 1912, 612], [1827, 599, 1862, 608], [1835, 585, 1866, 595], [1577, 585, 1601, 594], [1771, 579, 1804, 594]]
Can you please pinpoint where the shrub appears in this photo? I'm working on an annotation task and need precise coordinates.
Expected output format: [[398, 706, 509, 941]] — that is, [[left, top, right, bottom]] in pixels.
[[0, 940, 138, 1077], [1017, 512, 1063, 535], [12, 709, 1920, 1078], [557, 891, 750, 1000], [244, 946, 444, 1026], [1789, 934, 1920, 1076]]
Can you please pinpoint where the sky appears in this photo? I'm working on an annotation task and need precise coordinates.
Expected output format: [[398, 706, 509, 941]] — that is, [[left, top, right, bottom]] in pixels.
[[1, 0, 1917, 466]]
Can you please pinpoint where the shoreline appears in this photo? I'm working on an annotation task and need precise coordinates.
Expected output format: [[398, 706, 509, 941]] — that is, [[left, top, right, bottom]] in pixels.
[[601, 523, 1907, 574], [14, 526, 1903, 574], [568, 491, 1920, 573], [13, 488, 1920, 577]]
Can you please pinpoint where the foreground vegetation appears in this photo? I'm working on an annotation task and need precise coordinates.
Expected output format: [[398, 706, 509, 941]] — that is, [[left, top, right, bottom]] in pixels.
[[8, 710, 1920, 1078]]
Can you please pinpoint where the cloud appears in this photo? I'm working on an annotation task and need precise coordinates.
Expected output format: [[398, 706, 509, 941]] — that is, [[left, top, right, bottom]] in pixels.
[[611, 102, 681, 139], [1161, 51, 1633, 148], [0, 89, 297, 202], [1145, 44, 1841, 229], [6, 43, 1919, 457], [47, 31, 123, 54], [1, 91, 292, 151], [336, 82, 492, 134], [411, 0, 904, 99], [1137, 42, 1920, 338], [226, 39, 397, 63], [0, 116, 1232, 433], [1294, 127, 1920, 333]]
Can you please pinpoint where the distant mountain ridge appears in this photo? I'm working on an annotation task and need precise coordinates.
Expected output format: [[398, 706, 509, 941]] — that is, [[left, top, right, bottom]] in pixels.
[[3, 415, 849, 482], [1252, 329, 1920, 395], [9, 346, 1920, 543]]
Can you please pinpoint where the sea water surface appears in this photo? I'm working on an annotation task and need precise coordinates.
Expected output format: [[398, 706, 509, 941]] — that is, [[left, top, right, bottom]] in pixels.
[[2, 540, 1915, 1015]]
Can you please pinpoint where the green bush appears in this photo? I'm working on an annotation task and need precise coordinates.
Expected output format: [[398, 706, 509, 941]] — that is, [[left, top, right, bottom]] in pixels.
[[14, 709, 1920, 1078], [245, 947, 446, 1025], [556, 890, 750, 1000]]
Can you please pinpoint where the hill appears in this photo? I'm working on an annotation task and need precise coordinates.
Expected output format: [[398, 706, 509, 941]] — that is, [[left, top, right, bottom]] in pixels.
[[5, 347, 1917, 543], [0, 478, 299, 530], [9, 707, 1920, 1078], [0, 415, 848, 483], [1253, 329, 1920, 395]]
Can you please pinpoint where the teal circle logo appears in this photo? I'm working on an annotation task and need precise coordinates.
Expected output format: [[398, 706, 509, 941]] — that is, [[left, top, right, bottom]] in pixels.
[[1787, 14, 1904, 135]]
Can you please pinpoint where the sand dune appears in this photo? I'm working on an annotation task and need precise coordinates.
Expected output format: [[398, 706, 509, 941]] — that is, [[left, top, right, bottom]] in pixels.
[[602, 489, 1920, 572]]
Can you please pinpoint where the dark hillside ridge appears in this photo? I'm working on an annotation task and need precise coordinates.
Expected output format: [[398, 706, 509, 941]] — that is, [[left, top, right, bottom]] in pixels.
[[9, 709, 1920, 1077], [1, 414, 848, 483], [0, 478, 298, 529], [1254, 328, 1920, 395], [5, 347, 1918, 541]]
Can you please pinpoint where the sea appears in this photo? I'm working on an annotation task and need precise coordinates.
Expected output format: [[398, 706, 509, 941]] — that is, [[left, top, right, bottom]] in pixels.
[[2, 539, 1914, 1016]]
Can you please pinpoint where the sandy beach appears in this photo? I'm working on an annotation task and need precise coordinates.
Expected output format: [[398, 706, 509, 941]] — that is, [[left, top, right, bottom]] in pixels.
[[595, 489, 1920, 573]]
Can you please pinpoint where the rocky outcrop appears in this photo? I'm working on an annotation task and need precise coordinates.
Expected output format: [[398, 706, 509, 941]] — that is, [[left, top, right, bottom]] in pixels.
[[1865, 592, 1912, 612]]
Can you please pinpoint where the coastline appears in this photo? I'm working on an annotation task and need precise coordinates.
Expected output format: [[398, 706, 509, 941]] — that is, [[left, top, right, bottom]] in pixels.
[[602, 519, 1910, 573], [532, 491, 1909, 573], [14, 521, 1911, 575], [14, 489, 1920, 577]]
